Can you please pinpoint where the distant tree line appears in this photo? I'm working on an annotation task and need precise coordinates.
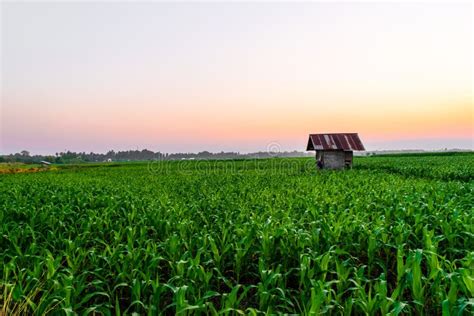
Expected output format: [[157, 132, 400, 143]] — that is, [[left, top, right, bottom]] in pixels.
[[0, 149, 311, 164]]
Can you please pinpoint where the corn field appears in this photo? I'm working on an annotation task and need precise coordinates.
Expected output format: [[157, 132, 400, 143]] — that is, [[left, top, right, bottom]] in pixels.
[[1, 154, 473, 314]]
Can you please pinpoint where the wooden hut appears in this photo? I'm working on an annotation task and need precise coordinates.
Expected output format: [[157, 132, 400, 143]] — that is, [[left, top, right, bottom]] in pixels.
[[306, 133, 365, 169]]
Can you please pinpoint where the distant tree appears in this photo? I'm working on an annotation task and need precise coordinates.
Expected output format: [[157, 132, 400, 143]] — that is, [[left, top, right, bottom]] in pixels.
[[44, 156, 55, 163], [20, 150, 30, 157]]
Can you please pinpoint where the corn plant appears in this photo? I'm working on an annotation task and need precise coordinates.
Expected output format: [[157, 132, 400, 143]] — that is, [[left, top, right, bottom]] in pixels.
[[1, 154, 473, 314]]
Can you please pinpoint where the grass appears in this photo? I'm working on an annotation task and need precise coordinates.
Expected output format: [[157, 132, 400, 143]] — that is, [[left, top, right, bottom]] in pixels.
[[0, 154, 473, 314], [0, 163, 58, 175]]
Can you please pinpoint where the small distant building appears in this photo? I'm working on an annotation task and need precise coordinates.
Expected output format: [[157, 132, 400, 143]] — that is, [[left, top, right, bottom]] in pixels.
[[306, 133, 365, 170], [40, 160, 51, 167]]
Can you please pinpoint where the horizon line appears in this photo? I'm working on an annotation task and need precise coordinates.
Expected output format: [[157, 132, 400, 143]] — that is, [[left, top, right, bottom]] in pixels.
[[2, 147, 473, 157]]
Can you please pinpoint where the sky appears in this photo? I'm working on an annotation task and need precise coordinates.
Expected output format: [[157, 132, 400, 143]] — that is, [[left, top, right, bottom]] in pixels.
[[1, 1, 472, 154]]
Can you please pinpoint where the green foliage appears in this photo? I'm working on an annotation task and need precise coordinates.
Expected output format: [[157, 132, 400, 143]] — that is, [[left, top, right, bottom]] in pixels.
[[356, 153, 474, 182], [1, 155, 473, 314]]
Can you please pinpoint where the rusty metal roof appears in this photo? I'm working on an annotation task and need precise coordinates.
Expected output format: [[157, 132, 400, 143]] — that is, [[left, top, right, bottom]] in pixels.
[[306, 133, 365, 151]]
